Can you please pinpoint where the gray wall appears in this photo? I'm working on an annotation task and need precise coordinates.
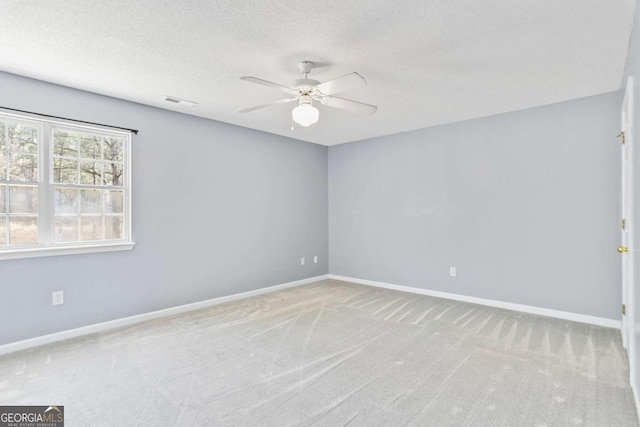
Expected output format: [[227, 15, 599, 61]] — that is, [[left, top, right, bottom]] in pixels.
[[0, 71, 328, 345], [329, 91, 622, 320], [0, 63, 629, 344]]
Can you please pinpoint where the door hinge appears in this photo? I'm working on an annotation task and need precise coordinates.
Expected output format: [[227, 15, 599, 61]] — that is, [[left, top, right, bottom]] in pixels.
[[622, 218, 626, 230], [618, 132, 626, 145], [622, 304, 626, 316]]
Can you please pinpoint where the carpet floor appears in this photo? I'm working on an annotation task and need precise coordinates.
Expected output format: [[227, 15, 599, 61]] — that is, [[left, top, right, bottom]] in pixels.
[[0, 279, 637, 426]]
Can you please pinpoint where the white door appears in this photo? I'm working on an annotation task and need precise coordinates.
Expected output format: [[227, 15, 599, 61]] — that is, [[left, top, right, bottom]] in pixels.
[[620, 77, 634, 367]]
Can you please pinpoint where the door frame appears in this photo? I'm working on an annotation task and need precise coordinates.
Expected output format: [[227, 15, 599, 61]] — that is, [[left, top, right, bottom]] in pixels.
[[621, 76, 635, 381]]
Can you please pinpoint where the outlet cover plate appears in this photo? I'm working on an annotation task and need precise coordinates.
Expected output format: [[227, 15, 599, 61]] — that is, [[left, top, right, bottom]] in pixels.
[[52, 291, 64, 306]]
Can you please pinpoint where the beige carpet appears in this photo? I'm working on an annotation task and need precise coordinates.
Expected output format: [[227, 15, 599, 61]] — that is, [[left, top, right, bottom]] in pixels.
[[0, 279, 637, 426]]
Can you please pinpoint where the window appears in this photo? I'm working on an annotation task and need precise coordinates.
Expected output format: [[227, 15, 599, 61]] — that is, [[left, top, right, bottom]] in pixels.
[[0, 111, 133, 260]]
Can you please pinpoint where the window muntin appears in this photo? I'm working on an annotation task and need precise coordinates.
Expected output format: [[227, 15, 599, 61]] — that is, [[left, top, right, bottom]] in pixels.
[[0, 112, 131, 255]]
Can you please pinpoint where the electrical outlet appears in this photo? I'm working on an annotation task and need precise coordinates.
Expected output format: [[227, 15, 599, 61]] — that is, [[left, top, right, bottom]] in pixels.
[[449, 267, 457, 277], [314, 255, 318, 264], [52, 291, 64, 306], [300, 257, 305, 266]]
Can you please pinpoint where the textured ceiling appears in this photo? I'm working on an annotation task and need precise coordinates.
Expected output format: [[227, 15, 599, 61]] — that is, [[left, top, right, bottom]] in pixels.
[[0, 0, 635, 146]]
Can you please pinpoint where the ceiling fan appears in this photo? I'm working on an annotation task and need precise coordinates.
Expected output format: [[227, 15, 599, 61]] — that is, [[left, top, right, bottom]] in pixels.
[[239, 61, 377, 127]]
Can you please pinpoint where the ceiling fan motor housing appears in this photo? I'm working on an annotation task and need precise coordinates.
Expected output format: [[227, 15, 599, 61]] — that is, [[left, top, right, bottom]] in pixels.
[[292, 78, 321, 95]]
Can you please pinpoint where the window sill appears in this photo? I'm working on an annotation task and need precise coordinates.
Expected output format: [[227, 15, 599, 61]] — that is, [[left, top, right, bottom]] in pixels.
[[0, 242, 136, 261]]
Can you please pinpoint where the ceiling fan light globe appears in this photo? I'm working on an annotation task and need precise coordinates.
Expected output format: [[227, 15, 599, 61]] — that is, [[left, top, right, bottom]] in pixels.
[[292, 104, 319, 127]]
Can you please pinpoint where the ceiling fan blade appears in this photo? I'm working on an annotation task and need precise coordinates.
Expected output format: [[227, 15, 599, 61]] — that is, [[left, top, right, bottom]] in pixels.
[[315, 73, 367, 95], [240, 76, 296, 95], [321, 96, 377, 115], [238, 98, 298, 113]]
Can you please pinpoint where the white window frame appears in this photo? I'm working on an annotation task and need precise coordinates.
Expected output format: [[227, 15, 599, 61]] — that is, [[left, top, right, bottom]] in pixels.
[[0, 110, 134, 260]]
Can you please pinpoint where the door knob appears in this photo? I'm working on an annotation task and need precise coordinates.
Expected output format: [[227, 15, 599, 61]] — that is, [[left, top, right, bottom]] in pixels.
[[618, 246, 629, 253]]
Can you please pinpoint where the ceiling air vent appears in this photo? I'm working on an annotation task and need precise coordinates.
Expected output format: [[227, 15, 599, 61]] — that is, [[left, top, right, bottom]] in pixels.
[[164, 96, 198, 107]]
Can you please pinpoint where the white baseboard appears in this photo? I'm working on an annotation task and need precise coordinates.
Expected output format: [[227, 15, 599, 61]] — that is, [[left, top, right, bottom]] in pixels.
[[328, 274, 621, 329], [0, 273, 621, 356], [0, 274, 329, 356]]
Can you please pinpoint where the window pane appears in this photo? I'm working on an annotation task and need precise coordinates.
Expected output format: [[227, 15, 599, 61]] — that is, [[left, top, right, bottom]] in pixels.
[[0, 151, 6, 181], [105, 216, 124, 240], [53, 158, 78, 184], [54, 188, 78, 214], [9, 217, 38, 244], [79, 161, 102, 185], [53, 130, 78, 157], [9, 153, 38, 182], [9, 185, 38, 214], [79, 135, 101, 160], [80, 216, 102, 241], [9, 123, 38, 154], [105, 190, 123, 213], [103, 137, 124, 162], [0, 185, 5, 213], [103, 162, 124, 186], [0, 216, 6, 244], [54, 216, 79, 242], [0, 122, 5, 150], [81, 189, 102, 213]]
